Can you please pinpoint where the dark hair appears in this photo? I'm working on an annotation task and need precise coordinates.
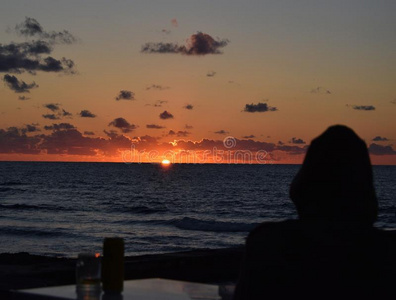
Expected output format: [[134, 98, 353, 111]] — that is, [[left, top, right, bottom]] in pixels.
[[290, 125, 377, 224]]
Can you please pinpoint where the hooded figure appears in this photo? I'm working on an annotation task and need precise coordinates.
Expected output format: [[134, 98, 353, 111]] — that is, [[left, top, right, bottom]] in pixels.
[[234, 125, 393, 300], [290, 125, 378, 224]]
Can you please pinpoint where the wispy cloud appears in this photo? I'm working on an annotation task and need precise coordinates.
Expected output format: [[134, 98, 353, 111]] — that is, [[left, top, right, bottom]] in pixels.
[[3, 74, 38, 93], [18, 95, 30, 100], [62, 109, 72, 118], [311, 86, 331, 95], [146, 84, 170, 91], [214, 130, 229, 135], [153, 100, 168, 107], [242, 135, 255, 139], [146, 124, 165, 129], [141, 32, 229, 55], [42, 114, 60, 120], [15, 17, 78, 44]]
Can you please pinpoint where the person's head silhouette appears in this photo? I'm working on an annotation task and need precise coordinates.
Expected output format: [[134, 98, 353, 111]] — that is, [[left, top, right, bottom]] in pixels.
[[290, 125, 377, 225]]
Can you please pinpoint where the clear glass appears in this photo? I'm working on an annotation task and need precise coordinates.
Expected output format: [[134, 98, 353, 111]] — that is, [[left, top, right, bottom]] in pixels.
[[76, 253, 101, 297]]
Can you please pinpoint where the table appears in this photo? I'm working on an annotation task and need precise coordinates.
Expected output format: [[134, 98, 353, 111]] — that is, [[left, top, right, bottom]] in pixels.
[[13, 278, 234, 300]]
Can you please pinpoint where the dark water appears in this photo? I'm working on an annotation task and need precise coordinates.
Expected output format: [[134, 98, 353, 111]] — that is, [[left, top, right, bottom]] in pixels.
[[0, 162, 394, 257]]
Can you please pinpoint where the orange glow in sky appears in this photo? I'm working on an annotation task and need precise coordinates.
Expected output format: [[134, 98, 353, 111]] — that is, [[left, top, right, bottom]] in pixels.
[[0, 2, 395, 165]]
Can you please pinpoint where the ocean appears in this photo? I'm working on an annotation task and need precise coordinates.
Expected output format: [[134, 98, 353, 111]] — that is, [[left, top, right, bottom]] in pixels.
[[0, 162, 395, 257]]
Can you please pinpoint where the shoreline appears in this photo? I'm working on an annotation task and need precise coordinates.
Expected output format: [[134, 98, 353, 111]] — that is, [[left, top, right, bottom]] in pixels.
[[0, 247, 244, 291]]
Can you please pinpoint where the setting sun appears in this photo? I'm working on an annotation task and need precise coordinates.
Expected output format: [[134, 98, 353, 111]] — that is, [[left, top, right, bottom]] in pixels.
[[161, 159, 171, 166]]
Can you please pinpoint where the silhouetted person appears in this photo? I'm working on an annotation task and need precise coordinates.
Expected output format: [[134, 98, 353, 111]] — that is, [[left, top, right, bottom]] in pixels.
[[234, 125, 396, 299]]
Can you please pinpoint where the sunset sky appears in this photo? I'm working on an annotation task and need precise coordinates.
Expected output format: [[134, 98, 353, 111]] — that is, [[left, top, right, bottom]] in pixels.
[[1, 0, 395, 164]]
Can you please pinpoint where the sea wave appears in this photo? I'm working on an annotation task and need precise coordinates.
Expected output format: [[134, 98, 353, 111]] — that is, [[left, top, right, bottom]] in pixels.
[[124, 205, 169, 214], [0, 203, 75, 212], [170, 217, 258, 232], [0, 226, 74, 237]]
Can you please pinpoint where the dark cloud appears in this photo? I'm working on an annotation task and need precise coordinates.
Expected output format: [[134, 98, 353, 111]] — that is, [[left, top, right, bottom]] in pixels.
[[44, 123, 75, 131], [289, 137, 306, 144], [171, 18, 178, 27], [42, 104, 72, 119], [276, 144, 308, 155], [0, 125, 135, 156], [159, 111, 174, 119], [141, 32, 229, 55], [184, 104, 193, 110], [0, 125, 309, 159], [206, 71, 216, 77], [40, 129, 103, 156], [0, 41, 76, 74], [214, 130, 229, 135], [84, 131, 95, 136], [185, 124, 193, 129], [3, 74, 38, 93], [168, 130, 190, 137], [311, 87, 331, 95], [372, 136, 389, 142], [351, 105, 375, 111], [368, 143, 396, 155], [18, 124, 40, 134], [146, 124, 165, 129], [146, 84, 170, 91], [278, 141, 284, 145], [0, 127, 41, 154], [103, 130, 119, 139], [79, 110, 96, 118], [115, 90, 135, 101], [18, 95, 30, 100], [242, 135, 255, 139], [15, 17, 77, 45], [243, 102, 277, 113], [42, 114, 60, 120], [108, 117, 138, 133], [62, 109, 72, 117], [44, 103, 60, 112]]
